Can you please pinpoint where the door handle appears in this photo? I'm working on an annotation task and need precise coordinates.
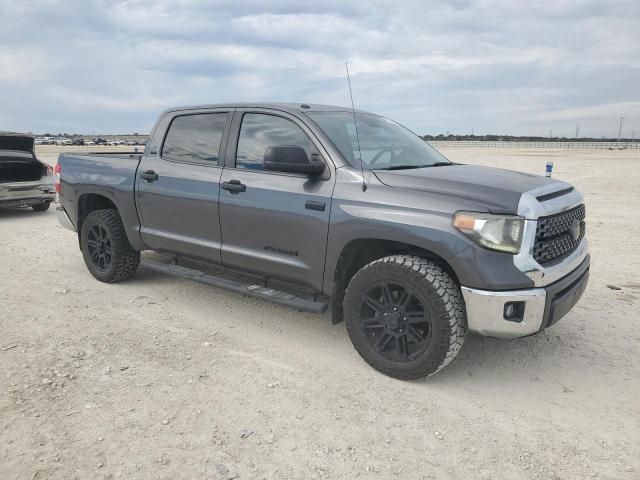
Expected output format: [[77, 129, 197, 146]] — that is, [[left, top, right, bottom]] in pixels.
[[140, 170, 159, 182], [305, 200, 326, 211], [221, 179, 246, 193]]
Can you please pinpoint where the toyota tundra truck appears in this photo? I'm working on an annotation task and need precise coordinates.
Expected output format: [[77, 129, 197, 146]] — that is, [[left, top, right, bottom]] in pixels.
[[56, 103, 589, 379]]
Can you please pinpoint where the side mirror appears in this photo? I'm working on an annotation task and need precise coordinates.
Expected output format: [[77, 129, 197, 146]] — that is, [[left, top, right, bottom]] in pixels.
[[264, 145, 325, 176]]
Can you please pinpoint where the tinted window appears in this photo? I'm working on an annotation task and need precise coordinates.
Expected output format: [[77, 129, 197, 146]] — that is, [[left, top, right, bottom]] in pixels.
[[236, 113, 313, 170], [162, 113, 227, 164]]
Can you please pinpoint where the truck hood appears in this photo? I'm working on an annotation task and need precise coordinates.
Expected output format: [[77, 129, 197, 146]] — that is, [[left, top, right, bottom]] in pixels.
[[373, 164, 563, 214], [0, 133, 35, 154]]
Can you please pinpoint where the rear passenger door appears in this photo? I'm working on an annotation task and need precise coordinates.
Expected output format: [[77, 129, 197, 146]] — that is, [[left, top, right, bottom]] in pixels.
[[136, 109, 232, 263], [218, 109, 334, 291]]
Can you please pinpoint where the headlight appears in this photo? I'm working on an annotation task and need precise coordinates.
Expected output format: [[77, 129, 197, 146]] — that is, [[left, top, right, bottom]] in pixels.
[[453, 212, 524, 254]]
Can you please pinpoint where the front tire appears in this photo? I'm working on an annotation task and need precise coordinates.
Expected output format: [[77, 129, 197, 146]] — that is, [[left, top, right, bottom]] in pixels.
[[344, 255, 466, 380], [80, 209, 140, 283]]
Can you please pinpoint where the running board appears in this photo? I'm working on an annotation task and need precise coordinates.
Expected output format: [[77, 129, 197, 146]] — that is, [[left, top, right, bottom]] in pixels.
[[141, 258, 329, 314]]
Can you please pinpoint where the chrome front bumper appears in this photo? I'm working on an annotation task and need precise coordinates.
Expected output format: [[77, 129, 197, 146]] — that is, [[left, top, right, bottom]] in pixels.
[[461, 286, 546, 338], [56, 207, 76, 232], [462, 255, 590, 339]]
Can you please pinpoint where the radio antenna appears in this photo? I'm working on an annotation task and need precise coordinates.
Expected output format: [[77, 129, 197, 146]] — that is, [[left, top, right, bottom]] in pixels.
[[345, 62, 367, 192]]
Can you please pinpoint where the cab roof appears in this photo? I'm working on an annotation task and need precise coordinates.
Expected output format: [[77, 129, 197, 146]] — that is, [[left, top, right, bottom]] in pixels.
[[164, 102, 368, 115]]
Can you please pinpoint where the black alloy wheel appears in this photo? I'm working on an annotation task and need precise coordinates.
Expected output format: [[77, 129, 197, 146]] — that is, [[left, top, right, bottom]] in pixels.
[[86, 224, 113, 271], [343, 255, 467, 380], [359, 281, 432, 363], [80, 209, 140, 283]]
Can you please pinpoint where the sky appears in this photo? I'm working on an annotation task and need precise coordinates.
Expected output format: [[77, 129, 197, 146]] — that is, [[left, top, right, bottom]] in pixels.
[[1, 0, 639, 138]]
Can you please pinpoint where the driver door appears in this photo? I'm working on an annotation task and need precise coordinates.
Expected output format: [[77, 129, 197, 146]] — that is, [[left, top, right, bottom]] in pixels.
[[218, 109, 334, 291]]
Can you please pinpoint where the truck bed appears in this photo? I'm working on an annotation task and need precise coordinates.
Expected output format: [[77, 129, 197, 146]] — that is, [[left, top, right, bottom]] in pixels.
[[65, 151, 143, 159], [57, 151, 144, 246]]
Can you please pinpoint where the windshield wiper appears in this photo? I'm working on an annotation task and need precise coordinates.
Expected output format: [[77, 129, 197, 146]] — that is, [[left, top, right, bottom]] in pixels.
[[379, 165, 430, 170], [431, 161, 454, 167], [376, 162, 453, 171]]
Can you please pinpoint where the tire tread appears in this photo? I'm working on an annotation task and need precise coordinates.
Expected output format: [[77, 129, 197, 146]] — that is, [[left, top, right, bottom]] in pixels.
[[344, 255, 467, 379], [81, 209, 139, 283]]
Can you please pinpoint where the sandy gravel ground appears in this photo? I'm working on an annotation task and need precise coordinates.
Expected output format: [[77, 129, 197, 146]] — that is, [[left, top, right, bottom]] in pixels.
[[1, 147, 639, 479]]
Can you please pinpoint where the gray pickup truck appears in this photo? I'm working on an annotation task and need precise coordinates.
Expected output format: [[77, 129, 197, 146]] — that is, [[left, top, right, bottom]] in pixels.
[[56, 103, 589, 379], [1, 132, 56, 211]]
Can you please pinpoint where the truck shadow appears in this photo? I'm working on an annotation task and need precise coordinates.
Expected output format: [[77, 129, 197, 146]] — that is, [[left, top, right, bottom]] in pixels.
[[424, 327, 589, 386], [0, 205, 55, 220], [96, 260, 594, 388]]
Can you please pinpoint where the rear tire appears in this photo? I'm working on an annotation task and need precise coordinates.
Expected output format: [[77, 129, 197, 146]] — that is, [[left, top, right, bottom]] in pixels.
[[343, 255, 466, 380], [32, 202, 50, 212], [80, 209, 140, 283]]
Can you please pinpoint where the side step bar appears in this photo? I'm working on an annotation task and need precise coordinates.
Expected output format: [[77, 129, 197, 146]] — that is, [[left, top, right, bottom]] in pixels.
[[141, 258, 329, 314]]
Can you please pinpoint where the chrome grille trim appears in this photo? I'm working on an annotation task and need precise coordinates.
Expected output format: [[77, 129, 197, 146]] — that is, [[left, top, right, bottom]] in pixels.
[[514, 182, 589, 287], [533, 204, 586, 265]]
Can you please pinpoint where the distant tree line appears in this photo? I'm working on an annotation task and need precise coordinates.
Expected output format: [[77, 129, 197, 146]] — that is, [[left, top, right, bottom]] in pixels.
[[41, 132, 142, 137], [421, 134, 635, 142]]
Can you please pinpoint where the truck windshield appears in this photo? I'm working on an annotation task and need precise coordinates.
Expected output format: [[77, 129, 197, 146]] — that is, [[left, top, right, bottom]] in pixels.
[[306, 111, 450, 170]]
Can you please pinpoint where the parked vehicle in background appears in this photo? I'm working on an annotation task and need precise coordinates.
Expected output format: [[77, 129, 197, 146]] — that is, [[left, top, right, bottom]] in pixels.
[[0, 132, 56, 211], [56, 103, 590, 379]]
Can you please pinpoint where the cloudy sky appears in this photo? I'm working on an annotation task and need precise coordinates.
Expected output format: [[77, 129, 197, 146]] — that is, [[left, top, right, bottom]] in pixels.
[[1, 0, 639, 137]]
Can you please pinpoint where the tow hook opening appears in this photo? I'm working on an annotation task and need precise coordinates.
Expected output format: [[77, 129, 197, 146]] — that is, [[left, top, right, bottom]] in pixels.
[[503, 301, 525, 323]]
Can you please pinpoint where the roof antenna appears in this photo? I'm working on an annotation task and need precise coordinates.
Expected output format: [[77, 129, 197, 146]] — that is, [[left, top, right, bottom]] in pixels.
[[345, 62, 367, 192]]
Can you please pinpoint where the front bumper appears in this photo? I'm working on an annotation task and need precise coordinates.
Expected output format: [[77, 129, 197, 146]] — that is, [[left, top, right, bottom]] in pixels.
[[461, 255, 590, 338]]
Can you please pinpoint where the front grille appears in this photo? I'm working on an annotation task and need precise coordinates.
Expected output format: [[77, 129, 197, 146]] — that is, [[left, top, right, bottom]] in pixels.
[[533, 204, 586, 265]]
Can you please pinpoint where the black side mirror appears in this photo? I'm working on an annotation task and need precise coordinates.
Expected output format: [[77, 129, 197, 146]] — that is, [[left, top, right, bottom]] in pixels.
[[264, 145, 325, 175]]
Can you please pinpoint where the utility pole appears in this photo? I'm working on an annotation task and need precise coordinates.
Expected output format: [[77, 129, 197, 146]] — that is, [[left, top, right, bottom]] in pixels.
[[576, 124, 580, 139], [549, 130, 553, 139], [618, 116, 624, 142]]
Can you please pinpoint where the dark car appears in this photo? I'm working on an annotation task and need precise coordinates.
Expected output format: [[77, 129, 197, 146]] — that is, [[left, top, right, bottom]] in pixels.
[[0, 132, 56, 211]]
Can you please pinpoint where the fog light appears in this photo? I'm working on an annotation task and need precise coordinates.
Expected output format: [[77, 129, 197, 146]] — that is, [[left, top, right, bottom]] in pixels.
[[503, 301, 525, 322]]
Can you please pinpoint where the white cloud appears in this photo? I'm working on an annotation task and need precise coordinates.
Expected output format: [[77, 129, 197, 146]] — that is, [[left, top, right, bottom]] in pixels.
[[0, 0, 638, 136]]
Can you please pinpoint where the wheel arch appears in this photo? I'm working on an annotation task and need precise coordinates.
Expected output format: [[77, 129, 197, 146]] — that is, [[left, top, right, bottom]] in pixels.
[[329, 238, 461, 324], [76, 193, 117, 243], [73, 185, 147, 251], [75, 193, 146, 251]]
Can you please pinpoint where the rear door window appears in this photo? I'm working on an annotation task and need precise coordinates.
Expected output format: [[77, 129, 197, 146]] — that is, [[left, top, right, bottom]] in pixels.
[[162, 113, 227, 164]]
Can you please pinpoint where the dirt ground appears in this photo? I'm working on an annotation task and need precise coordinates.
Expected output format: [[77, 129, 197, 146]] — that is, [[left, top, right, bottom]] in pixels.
[[1, 146, 639, 480]]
